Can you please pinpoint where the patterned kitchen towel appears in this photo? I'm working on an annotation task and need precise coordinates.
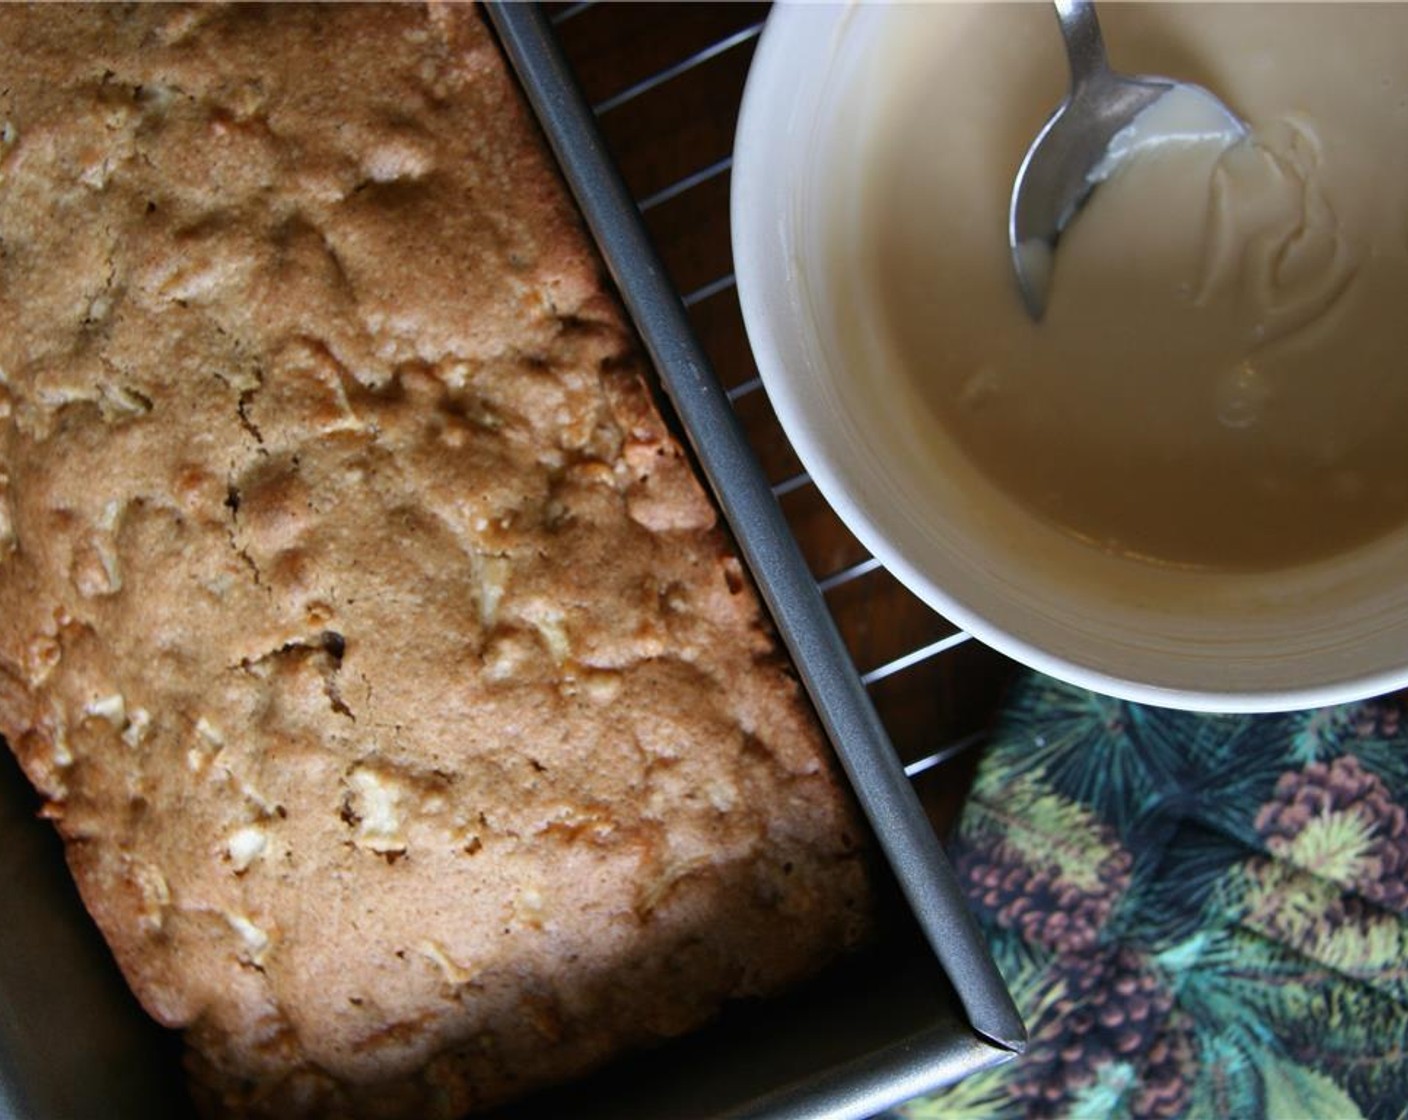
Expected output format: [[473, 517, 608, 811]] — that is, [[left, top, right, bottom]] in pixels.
[[890, 675, 1408, 1120]]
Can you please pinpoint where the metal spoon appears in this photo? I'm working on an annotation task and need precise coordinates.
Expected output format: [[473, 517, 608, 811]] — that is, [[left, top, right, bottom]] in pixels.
[[1008, 0, 1247, 319]]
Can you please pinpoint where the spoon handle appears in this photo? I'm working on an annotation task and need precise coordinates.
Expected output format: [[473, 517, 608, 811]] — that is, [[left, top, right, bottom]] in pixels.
[[1054, 0, 1110, 92]]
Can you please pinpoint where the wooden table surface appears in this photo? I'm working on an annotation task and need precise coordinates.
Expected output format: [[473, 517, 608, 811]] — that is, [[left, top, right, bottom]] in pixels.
[[538, 2, 1022, 835]]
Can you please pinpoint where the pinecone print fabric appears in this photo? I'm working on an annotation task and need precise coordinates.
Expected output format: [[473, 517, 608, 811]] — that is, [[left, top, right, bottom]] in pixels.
[[954, 836, 1132, 956], [890, 677, 1408, 1120], [1012, 946, 1193, 1120], [1254, 754, 1408, 915]]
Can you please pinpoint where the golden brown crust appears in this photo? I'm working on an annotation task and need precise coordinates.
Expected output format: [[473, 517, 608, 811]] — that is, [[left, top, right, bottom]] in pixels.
[[0, 4, 870, 1116]]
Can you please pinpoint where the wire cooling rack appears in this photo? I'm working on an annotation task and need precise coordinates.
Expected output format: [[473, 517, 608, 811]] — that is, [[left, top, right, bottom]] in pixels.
[[543, 2, 1019, 831]]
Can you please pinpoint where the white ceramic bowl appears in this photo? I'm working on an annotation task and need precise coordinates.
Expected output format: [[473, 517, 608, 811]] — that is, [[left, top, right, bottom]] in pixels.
[[730, 3, 1408, 713]]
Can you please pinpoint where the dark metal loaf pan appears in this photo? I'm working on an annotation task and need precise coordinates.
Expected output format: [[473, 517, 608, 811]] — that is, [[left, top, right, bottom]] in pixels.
[[0, 5, 1023, 1118]]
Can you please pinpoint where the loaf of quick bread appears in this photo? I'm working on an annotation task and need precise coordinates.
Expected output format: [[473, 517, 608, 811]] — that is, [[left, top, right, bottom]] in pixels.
[[0, 5, 872, 1116]]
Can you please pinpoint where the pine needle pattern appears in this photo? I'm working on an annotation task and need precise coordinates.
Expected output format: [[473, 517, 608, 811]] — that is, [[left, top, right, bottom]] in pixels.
[[888, 676, 1408, 1120]]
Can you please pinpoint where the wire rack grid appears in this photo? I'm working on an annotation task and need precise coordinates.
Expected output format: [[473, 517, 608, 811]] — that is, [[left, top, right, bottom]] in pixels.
[[543, 2, 1019, 831]]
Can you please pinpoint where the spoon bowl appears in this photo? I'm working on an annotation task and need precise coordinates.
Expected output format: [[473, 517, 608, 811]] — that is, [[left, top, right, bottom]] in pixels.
[[1010, 0, 1247, 318]]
